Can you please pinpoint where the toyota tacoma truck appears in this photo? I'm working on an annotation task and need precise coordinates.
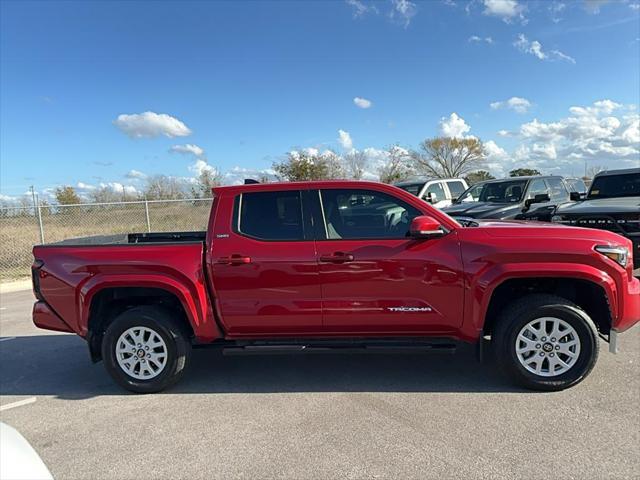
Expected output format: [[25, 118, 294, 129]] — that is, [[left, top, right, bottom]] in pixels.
[[31, 181, 639, 393]]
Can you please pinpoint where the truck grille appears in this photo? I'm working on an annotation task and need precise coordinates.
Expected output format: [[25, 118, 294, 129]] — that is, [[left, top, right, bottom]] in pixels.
[[554, 214, 640, 236]]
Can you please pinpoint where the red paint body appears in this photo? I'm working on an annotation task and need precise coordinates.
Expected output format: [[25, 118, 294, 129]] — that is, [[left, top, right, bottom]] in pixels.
[[32, 181, 640, 345]]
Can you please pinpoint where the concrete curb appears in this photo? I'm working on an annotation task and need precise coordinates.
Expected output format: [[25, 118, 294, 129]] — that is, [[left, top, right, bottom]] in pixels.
[[0, 279, 32, 294]]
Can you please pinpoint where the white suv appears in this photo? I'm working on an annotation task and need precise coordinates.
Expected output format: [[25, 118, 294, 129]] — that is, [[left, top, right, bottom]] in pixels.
[[394, 178, 469, 209]]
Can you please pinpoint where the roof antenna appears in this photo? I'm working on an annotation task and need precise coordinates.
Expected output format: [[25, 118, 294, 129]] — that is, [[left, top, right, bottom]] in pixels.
[[244, 179, 260, 184]]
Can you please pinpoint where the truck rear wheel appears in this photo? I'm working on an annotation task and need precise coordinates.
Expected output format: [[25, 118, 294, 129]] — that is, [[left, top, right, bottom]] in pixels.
[[492, 294, 599, 391], [101, 306, 191, 393]]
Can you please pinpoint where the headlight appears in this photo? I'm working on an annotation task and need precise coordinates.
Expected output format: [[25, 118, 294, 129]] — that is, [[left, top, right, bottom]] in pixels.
[[595, 245, 629, 268]]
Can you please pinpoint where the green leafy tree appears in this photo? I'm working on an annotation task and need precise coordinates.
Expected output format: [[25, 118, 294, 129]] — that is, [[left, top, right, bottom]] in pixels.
[[55, 186, 81, 205], [465, 170, 495, 185], [411, 137, 485, 178], [509, 168, 541, 177]]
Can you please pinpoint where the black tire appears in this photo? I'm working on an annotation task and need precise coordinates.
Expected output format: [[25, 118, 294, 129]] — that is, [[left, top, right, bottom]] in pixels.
[[101, 306, 191, 393], [492, 294, 599, 391]]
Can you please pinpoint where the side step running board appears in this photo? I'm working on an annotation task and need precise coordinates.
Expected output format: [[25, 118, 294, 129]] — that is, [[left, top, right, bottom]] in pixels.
[[221, 343, 457, 356]]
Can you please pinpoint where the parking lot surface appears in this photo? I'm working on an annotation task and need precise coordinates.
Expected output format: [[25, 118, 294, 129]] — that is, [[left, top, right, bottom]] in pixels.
[[1, 289, 639, 479]]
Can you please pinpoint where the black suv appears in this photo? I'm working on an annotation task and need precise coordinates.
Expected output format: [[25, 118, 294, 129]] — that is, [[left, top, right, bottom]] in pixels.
[[442, 175, 571, 221], [551, 167, 640, 268]]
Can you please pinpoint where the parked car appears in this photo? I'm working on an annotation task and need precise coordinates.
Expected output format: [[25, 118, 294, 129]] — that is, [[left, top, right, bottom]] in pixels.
[[394, 177, 468, 208], [563, 177, 588, 199], [0, 423, 53, 480], [442, 175, 571, 221], [552, 167, 640, 269], [31, 180, 639, 393]]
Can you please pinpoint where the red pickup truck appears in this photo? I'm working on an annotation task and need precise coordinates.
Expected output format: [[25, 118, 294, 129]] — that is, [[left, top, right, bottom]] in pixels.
[[32, 181, 639, 393]]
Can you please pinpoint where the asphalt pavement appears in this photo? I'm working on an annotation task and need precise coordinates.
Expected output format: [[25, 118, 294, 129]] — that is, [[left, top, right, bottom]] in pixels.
[[1, 289, 639, 479]]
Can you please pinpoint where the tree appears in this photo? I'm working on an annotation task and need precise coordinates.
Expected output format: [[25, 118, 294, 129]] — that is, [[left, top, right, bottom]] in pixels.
[[273, 150, 344, 181], [509, 168, 541, 177], [343, 151, 368, 180], [410, 137, 485, 179], [190, 169, 222, 198], [377, 146, 414, 184], [144, 175, 187, 200], [55, 186, 81, 205], [465, 170, 495, 185], [89, 186, 123, 204]]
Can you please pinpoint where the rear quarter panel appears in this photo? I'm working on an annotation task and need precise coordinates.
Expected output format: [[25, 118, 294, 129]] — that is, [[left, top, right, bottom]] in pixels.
[[33, 243, 220, 342]]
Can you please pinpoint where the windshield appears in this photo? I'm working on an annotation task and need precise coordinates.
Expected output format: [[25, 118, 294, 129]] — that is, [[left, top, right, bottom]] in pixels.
[[588, 173, 640, 199], [456, 180, 528, 204], [396, 183, 424, 196]]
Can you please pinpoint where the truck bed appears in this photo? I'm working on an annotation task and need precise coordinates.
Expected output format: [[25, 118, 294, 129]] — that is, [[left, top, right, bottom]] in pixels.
[[43, 231, 206, 246]]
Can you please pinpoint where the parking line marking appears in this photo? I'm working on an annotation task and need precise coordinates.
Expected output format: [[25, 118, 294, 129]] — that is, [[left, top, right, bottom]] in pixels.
[[0, 307, 6, 310], [0, 337, 16, 342], [0, 397, 36, 412]]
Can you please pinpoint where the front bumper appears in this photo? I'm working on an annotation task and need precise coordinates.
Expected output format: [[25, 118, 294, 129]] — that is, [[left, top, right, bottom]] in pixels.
[[32, 301, 73, 333], [613, 274, 640, 334]]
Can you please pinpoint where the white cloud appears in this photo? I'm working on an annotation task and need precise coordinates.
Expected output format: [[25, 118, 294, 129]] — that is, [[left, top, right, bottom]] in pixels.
[[439, 113, 472, 138], [468, 35, 494, 44], [223, 166, 277, 185], [338, 129, 354, 150], [126, 169, 147, 180], [548, 2, 566, 23], [76, 182, 96, 191], [584, 0, 612, 14], [483, 0, 526, 23], [353, 96, 373, 109], [515, 100, 639, 171], [389, 0, 418, 28], [498, 129, 511, 137], [113, 111, 192, 138], [490, 96, 532, 114], [630, 3, 640, 11], [514, 34, 575, 64], [345, 0, 378, 17], [189, 159, 219, 177], [169, 144, 205, 158]]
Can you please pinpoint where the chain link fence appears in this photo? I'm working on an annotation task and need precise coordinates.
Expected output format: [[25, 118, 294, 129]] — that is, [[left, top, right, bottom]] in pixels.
[[0, 198, 213, 282]]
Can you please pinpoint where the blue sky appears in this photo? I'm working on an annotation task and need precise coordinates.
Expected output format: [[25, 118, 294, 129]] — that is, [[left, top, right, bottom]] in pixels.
[[1, 0, 639, 200]]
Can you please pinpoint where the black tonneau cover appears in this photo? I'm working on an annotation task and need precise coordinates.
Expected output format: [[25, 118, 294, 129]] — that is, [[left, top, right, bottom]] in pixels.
[[45, 231, 206, 246]]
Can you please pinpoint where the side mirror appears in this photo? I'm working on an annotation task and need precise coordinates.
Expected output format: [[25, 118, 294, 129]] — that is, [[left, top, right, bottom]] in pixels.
[[524, 193, 550, 209], [569, 191, 581, 201], [423, 192, 435, 204], [409, 216, 446, 239]]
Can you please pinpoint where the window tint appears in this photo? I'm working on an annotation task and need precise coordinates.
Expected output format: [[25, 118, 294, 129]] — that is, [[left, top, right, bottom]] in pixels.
[[237, 191, 304, 240], [527, 179, 549, 199], [424, 182, 446, 202], [546, 177, 568, 201], [446, 181, 466, 198], [320, 189, 421, 240]]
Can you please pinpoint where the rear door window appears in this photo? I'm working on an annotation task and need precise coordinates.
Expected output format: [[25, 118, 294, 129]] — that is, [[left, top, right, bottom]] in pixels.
[[236, 190, 305, 241]]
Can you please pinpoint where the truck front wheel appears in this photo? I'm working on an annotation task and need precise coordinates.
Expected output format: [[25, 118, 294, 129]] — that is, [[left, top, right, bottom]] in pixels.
[[101, 306, 191, 393], [492, 294, 599, 391]]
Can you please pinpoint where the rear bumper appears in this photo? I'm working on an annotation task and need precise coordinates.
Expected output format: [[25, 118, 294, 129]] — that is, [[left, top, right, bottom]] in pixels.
[[32, 301, 74, 333], [613, 275, 640, 333]]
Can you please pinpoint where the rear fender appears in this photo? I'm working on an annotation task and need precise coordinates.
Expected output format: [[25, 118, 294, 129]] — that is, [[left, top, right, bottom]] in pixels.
[[80, 274, 221, 342]]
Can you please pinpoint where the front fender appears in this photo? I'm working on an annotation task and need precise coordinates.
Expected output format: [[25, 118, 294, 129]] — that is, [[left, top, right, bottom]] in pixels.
[[462, 262, 617, 340]]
